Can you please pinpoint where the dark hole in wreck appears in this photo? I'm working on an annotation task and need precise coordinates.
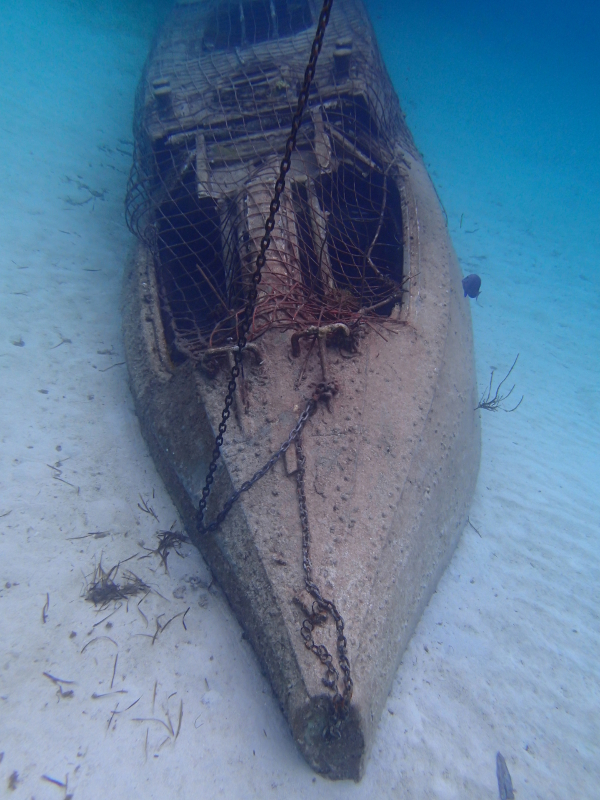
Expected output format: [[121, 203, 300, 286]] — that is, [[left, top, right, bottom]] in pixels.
[[152, 153, 404, 360]]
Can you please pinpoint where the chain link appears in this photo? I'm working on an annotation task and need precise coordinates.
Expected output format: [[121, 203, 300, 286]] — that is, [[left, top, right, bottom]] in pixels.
[[198, 381, 334, 533], [197, 380, 353, 728], [199, 395, 315, 536], [192, 0, 352, 732], [295, 436, 353, 735], [197, 0, 334, 532]]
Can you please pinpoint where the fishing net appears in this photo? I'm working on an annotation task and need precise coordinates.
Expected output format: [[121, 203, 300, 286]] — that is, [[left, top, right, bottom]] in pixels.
[[126, 0, 415, 362]]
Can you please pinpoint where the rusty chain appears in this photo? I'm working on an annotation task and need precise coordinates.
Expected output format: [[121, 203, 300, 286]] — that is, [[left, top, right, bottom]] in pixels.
[[197, 0, 334, 533], [194, 0, 352, 730], [198, 391, 315, 536], [197, 381, 353, 728], [295, 435, 353, 734], [196, 383, 333, 535]]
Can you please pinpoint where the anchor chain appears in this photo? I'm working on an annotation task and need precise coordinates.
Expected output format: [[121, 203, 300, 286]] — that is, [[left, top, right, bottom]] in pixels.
[[197, 385, 322, 535], [193, 0, 352, 733], [197, 381, 353, 730], [295, 436, 353, 735], [197, 0, 334, 533]]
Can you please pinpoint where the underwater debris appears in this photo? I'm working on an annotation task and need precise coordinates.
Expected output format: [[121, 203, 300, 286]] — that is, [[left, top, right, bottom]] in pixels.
[[138, 493, 159, 521], [85, 559, 149, 608], [140, 529, 189, 573], [133, 687, 183, 757], [41, 775, 67, 789], [476, 354, 523, 412], [7, 771, 19, 791], [496, 752, 515, 800], [149, 610, 188, 645], [42, 592, 50, 623], [42, 671, 75, 700]]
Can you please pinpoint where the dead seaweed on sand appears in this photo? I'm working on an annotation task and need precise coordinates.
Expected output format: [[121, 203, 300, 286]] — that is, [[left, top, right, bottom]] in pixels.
[[139, 528, 189, 573], [84, 557, 149, 609], [476, 354, 524, 413]]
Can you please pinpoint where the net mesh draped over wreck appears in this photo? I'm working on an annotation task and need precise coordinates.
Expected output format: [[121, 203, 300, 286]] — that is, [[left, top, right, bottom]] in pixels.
[[126, 0, 416, 361]]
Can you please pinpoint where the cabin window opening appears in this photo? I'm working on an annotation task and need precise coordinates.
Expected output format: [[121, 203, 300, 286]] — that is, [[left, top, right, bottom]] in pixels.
[[316, 164, 403, 314], [155, 171, 241, 358]]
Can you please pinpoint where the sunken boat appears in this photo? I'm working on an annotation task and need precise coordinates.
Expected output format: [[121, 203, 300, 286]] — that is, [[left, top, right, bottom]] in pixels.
[[123, 0, 480, 781]]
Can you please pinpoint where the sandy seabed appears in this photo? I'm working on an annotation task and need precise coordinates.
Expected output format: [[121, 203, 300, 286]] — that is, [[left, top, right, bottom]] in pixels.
[[1, 1, 598, 798]]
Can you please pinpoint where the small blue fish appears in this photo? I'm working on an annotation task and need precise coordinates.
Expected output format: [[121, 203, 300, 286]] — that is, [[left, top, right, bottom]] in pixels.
[[462, 273, 482, 299]]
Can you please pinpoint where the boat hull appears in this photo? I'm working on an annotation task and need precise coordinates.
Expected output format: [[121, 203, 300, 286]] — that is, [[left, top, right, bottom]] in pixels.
[[123, 155, 479, 781], [122, 0, 480, 780]]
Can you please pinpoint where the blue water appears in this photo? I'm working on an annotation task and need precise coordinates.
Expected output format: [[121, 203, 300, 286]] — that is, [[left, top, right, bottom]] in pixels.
[[0, 1, 598, 797]]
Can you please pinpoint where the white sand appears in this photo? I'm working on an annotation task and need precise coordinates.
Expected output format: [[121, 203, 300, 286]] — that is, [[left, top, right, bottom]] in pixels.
[[1, 1, 598, 797]]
